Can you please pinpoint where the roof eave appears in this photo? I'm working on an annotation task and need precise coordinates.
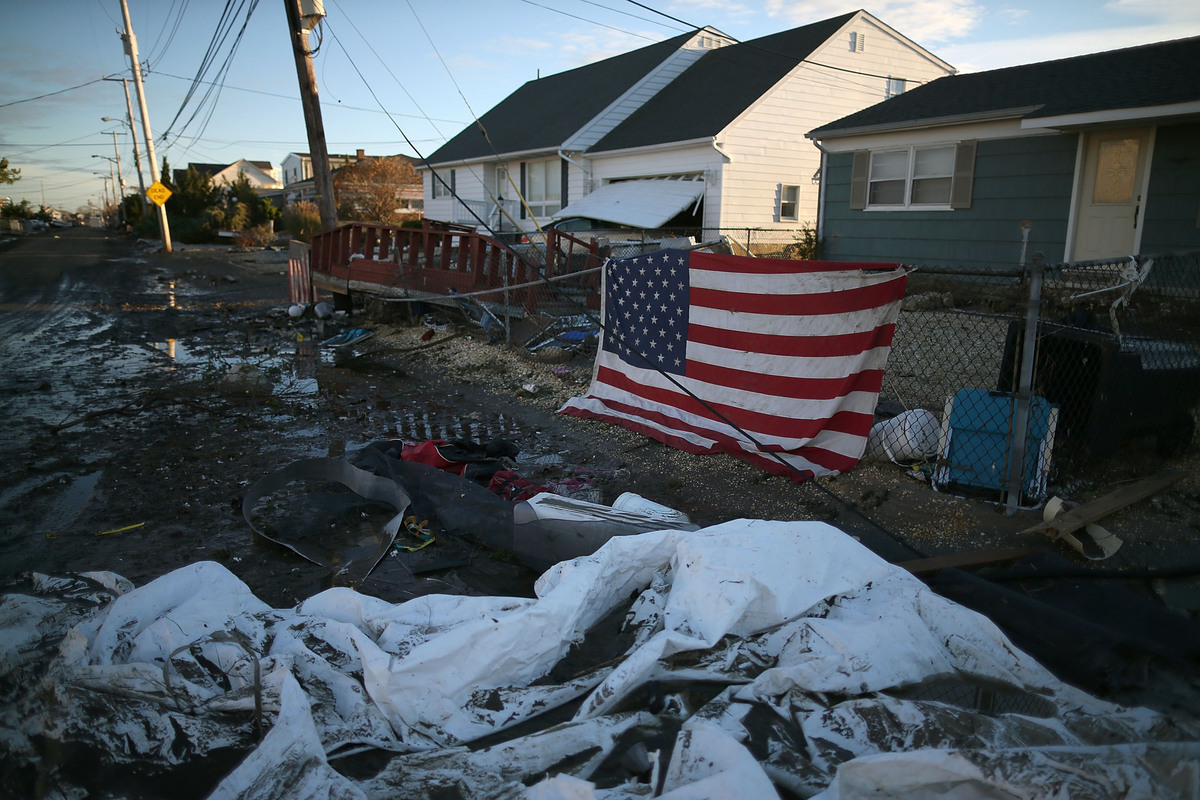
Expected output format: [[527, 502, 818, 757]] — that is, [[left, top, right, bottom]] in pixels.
[[808, 105, 1044, 140], [586, 135, 718, 159], [1024, 99, 1200, 129]]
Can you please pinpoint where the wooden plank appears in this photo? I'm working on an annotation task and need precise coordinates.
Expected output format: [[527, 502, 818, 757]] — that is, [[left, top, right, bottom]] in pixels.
[[1019, 469, 1185, 540], [899, 546, 1042, 576]]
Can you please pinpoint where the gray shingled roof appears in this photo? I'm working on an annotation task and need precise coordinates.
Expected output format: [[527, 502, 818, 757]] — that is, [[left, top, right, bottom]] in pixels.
[[426, 31, 698, 165], [591, 12, 856, 153], [810, 35, 1200, 137]]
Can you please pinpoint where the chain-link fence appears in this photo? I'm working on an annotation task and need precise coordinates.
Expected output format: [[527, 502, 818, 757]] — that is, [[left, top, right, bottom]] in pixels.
[[506, 240, 1200, 504], [869, 252, 1200, 507]]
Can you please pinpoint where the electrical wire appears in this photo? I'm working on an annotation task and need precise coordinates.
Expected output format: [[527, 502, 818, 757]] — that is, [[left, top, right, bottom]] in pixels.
[[0, 78, 108, 109], [158, 0, 262, 152]]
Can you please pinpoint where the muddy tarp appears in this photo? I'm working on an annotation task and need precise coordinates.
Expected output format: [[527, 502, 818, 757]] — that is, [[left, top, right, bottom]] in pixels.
[[2, 522, 1198, 799]]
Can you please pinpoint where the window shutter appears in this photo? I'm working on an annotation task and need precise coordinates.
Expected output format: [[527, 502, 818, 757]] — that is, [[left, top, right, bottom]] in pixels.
[[849, 151, 869, 210], [950, 141, 976, 209], [560, 159, 569, 208], [519, 163, 526, 219], [773, 183, 782, 222]]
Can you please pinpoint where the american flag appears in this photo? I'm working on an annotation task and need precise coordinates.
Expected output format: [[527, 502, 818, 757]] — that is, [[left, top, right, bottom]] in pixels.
[[559, 250, 907, 480]]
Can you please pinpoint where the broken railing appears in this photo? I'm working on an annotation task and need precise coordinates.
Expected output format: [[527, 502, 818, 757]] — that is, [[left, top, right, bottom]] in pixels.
[[306, 220, 604, 316]]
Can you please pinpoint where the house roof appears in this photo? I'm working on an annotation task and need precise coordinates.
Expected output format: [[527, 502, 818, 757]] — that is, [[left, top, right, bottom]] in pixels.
[[810, 35, 1200, 138], [182, 160, 275, 178], [425, 30, 702, 165], [591, 12, 856, 153]]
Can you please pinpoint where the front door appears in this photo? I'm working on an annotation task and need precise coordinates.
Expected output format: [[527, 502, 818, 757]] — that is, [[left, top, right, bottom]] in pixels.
[[1072, 127, 1151, 261]]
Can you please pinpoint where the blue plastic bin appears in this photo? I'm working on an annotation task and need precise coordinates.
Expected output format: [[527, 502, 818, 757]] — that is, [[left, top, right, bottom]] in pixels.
[[934, 389, 1058, 502]]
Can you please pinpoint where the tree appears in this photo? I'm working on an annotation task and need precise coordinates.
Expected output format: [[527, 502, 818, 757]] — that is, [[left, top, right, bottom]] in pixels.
[[333, 156, 418, 225], [0, 157, 19, 185], [174, 167, 220, 217]]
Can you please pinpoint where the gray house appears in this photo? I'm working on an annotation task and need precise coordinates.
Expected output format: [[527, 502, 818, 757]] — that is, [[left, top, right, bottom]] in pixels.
[[807, 36, 1200, 268]]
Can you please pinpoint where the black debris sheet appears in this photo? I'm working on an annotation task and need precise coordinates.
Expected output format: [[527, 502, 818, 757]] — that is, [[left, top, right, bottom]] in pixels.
[[2, 521, 1198, 799]]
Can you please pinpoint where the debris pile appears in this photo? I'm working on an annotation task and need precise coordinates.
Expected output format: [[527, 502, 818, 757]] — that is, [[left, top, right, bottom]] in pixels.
[[3, 521, 1196, 799]]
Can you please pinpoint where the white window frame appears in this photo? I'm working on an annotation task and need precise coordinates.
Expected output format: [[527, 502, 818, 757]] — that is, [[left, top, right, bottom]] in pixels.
[[866, 145, 955, 210], [779, 184, 800, 221], [886, 76, 906, 99]]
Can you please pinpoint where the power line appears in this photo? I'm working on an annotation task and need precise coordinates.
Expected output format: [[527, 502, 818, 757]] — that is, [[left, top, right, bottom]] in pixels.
[[0, 78, 108, 109], [516, 0, 661, 42]]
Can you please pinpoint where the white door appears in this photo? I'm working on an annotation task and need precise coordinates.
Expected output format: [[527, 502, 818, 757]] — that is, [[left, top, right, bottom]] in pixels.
[[1072, 127, 1150, 261]]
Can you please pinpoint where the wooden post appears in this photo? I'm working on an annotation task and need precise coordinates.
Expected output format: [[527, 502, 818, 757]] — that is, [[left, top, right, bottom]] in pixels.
[[284, 0, 338, 232]]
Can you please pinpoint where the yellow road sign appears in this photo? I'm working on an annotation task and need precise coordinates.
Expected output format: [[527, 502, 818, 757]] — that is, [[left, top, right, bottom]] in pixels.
[[146, 181, 172, 206]]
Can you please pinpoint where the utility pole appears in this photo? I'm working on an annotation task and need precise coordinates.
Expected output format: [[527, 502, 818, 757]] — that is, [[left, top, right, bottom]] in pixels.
[[104, 77, 148, 217], [119, 0, 171, 251], [284, 0, 338, 231]]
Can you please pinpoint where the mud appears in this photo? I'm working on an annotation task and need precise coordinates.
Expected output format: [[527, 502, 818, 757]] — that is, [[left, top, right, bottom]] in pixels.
[[3, 227, 1199, 617]]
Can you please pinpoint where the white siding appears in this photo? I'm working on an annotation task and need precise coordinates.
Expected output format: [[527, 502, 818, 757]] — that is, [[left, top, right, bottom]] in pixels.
[[717, 11, 954, 229]]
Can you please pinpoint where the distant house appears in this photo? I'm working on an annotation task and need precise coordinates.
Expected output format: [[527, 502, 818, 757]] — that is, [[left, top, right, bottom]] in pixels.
[[420, 11, 953, 237], [281, 150, 367, 188], [807, 36, 1200, 268], [176, 159, 282, 191]]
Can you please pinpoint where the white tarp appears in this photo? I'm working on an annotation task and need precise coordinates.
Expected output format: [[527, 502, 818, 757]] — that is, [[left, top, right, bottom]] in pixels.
[[552, 178, 704, 229], [2, 520, 1197, 799]]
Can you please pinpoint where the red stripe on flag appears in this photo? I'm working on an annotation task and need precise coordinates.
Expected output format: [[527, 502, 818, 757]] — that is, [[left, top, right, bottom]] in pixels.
[[560, 402, 862, 480], [688, 323, 898, 358], [594, 366, 877, 440], [687, 252, 901, 275], [690, 278, 906, 316]]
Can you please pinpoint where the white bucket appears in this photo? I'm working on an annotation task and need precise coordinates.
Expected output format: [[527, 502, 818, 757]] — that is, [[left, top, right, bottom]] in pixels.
[[866, 408, 941, 462], [611, 492, 691, 525]]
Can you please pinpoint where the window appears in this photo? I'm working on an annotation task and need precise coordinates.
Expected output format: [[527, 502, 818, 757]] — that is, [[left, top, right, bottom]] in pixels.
[[432, 169, 455, 198], [778, 184, 800, 221], [850, 142, 976, 211], [886, 77, 906, 99], [849, 31, 864, 52], [869, 146, 954, 207], [520, 158, 562, 219]]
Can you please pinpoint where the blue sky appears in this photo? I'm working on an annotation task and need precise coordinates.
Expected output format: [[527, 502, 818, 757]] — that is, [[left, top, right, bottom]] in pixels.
[[3, 0, 1198, 212]]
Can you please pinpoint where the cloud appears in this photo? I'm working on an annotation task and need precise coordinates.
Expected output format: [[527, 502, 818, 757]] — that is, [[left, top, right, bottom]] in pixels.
[[763, 0, 986, 43], [939, 21, 1200, 72]]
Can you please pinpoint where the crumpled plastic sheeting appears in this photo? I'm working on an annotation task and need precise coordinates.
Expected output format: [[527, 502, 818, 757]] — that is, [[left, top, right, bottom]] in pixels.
[[2, 521, 1198, 800]]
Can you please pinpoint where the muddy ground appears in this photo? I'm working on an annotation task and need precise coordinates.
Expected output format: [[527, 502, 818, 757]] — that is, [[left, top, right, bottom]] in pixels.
[[3, 227, 1199, 619]]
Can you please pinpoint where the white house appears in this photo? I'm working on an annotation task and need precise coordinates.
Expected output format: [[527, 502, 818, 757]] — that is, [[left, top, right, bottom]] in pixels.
[[177, 159, 282, 190], [281, 150, 368, 189], [420, 11, 954, 237]]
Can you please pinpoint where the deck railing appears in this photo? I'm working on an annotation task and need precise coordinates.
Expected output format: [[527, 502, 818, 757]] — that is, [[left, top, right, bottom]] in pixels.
[[308, 220, 604, 313]]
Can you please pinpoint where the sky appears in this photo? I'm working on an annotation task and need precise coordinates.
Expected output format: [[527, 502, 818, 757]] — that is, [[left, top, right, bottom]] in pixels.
[[2, 0, 1198, 213]]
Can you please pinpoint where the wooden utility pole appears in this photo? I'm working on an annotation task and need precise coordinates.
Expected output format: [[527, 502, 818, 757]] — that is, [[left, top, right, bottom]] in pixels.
[[119, 0, 171, 252], [284, 0, 338, 231]]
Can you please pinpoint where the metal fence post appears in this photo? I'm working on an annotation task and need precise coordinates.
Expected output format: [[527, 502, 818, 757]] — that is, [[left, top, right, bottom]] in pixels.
[[1006, 262, 1044, 515]]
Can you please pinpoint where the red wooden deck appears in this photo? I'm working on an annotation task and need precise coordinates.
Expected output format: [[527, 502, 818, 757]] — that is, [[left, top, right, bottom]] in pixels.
[[307, 221, 603, 313]]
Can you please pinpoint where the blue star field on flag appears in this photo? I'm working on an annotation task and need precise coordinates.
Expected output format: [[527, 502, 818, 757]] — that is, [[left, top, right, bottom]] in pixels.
[[602, 250, 691, 376]]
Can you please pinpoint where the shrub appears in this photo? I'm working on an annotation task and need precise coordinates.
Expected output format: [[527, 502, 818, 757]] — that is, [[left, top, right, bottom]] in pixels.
[[282, 200, 321, 242]]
